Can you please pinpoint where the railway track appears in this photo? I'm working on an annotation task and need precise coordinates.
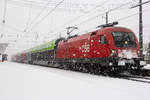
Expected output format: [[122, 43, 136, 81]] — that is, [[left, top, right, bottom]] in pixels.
[[131, 69, 150, 76], [49, 64, 150, 84], [20, 62, 150, 84], [112, 69, 150, 84], [65, 65, 150, 84], [115, 74, 150, 84]]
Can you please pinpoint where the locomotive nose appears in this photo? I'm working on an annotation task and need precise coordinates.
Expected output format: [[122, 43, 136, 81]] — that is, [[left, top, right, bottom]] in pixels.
[[118, 49, 138, 59]]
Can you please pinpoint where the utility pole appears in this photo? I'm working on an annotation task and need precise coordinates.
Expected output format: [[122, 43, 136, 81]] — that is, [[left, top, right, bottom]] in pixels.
[[59, 32, 61, 38], [106, 12, 108, 24], [131, 0, 150, 58], [1, 0, 8, 38], [139, 0, 143, 58]]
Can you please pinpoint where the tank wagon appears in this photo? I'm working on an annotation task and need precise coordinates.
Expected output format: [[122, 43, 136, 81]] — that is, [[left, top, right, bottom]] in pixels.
[[11, 22, 146, 74]]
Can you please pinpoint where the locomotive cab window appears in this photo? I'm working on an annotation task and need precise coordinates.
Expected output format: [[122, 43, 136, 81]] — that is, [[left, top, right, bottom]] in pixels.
[[100, 35, 107, 44], [112, 32, 136, 48]]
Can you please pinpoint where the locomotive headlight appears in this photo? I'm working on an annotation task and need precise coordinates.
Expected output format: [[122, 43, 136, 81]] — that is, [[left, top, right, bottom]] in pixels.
[[112, 50, 116, 53], [111, 49, 117, 56], [137, 50, 140, 56], [138, 50, 140, 54], [125, 41, 128, 44]]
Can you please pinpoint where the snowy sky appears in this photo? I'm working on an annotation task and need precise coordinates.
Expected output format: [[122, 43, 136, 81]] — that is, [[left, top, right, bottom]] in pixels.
[[0, 0, 150, 55]]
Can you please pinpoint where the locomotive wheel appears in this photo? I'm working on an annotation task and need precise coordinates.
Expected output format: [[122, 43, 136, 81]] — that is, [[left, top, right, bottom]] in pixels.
[[90, 64, 100, 75], [64, 62, 71, 70], [78, 63, 89, 73]]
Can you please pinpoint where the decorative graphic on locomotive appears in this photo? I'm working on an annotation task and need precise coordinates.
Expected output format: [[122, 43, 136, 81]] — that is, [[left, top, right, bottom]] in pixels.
[[11, 22, 146, 74]]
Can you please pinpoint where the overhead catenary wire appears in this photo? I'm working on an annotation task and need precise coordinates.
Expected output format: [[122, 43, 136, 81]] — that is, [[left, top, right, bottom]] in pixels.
[[47, 7, 150, 41], [5, 24, 25, 33], [117, 8, 150, 21], [6, 0, 150, 53], [79, 8, 150, 35], [48, 1, 135, 38], [24, 1, 32, 32], [8, 0, 99, 10], [7, 0, 140, 38], [51, 0, 111, 31], [74, 1, 135, 27], [6, 0, 111, 40], [28, 0, 65, 32], [25, 0, 52, 32], [47, 6, 150, 41], [7, 0, 58, 8], [131, 0, 150, 8], [7, 0, 134, 34], [79, 8, 150, 33]]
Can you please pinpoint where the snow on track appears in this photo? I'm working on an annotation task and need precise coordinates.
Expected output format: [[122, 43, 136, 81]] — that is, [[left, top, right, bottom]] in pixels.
[[0, 62, 150, 100], [144, 64, 150, 69]]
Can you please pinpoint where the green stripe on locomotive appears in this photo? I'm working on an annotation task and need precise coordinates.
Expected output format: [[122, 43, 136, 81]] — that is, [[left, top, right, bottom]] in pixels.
[[31, 40, 56, 53]]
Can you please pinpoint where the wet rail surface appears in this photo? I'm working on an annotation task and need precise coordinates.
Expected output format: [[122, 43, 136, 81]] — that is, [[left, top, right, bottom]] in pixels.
[[42, 64, 150, 84], [111, 69, 150, 84], [46, 64, 150, 84]]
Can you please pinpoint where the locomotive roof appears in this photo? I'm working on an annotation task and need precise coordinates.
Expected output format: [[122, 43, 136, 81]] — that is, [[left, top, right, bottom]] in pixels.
[[16, 26, 133, 55], [31, 40, 56, 53], [16, 40, 56, 54], [98, 26, 133, 32], [65, 26, 134, 43]]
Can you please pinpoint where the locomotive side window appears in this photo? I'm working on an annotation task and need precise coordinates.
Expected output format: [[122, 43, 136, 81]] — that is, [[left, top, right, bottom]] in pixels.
[[100, 35, 107, 44]]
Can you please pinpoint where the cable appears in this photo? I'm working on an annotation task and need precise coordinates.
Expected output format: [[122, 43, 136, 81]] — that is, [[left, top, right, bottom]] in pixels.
[[117, 8, 150, 21], [8, 0, 55, 7], [29, 0, 65, 31], [24, 1, 32, 32], [75, 1, 134, 27], [25, 0, 52, 32], [131, 0, 150, 8], [5, 24, 24, 32], [52, 0, 134, 35], [46, 0, 115, 38], [50, 0, 111, 33], [77, 8, 150, 34], [7, 0, 110, 33], [8, 0, 99, 11], [49, 2, 149, 40]]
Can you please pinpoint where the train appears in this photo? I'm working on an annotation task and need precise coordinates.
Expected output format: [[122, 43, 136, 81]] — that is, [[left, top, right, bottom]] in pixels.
[[11, 22, 146, 74], [0, 53, 7, 62]]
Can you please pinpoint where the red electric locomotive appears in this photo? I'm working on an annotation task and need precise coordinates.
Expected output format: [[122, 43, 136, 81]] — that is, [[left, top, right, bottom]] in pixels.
[[56, 22, 146, 72], [11, 22, 146, 74]]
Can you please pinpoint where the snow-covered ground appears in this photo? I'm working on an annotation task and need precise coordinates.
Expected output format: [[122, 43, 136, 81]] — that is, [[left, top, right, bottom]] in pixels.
[[0, 62, 150, 100]]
